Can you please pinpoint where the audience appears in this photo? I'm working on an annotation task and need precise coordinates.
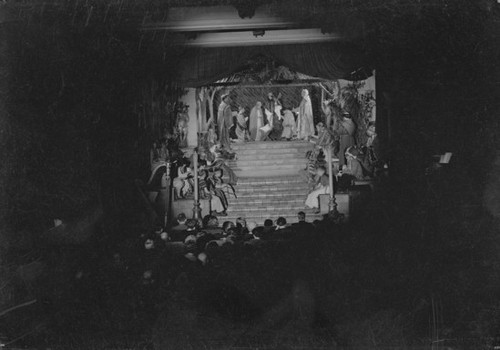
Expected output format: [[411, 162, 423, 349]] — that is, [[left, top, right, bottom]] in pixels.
[[171, 213, 188, 232], [293, 211, 314, 232]]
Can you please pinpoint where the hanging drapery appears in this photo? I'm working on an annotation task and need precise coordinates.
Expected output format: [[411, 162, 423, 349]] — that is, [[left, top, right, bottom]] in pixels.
[[175, 42, 370, 87]]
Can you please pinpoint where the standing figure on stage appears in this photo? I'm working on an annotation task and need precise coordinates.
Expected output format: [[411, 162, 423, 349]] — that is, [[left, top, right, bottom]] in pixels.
[[249, 101, 263, 141], [235, 106, 250, 143], [281, 106, 296, 140], [295, 89, 315, 140], [333, 111, 356, 168], [217, 93, 233, 149], [176, 104, 190, 148]]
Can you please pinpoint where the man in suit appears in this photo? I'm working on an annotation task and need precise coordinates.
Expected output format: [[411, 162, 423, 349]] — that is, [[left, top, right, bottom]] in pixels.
[[292, 211, 314, 234]]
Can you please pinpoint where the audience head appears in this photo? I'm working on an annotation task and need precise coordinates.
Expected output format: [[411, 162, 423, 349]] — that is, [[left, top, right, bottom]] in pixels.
[[184, 235, 197, 245], [221, 93, 231, 103], [236, 217, 247, 228], [256, 101, 262, 108], [186, 219, 198, 231], [177, 213, 187, 224], [316, 122, 325, 132], [276, 217, 287, 228], [222, 221, 235, 233], [206, 215, 219, 228], [247, 221, 257, 233], [297, 211, 306, 222], [264, 219, 273, 227], [160, 231, 169, 241], [144, 237, 155, 250]]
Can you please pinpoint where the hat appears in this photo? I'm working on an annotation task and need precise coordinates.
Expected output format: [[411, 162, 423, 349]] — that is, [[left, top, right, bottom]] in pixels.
[[221, 93, 230, 99]]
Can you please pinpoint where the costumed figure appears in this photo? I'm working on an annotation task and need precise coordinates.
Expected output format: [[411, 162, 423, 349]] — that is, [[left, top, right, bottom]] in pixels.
[[200, 170, 226, 215], [281, 107, 296, 140], [212, 168, 237, 201], [321, 99, 336, 129], [304, 122, 332, 186], [333, 111, 356, 168], [305, 166, 331, 209], [294, 89, 315, 140], [208, 144, 238, 185], [176, 104, 190, 148], [360, 122, 380, 176], [266, 92, 284, 141], [337, 146, 366, 190], [217, 93, 233, 149], [173, 161, 193, 199], [235, 106, 250, 143], [249, 101, 264, 141]]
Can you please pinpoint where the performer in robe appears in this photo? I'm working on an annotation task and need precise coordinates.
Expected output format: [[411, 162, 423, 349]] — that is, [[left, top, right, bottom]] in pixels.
[[249, 101, 263, 141], [333, 111, 356, 168], [295, 89, 315, 140], [305, 166, 331, 209], [281, 106, 296, 140], [235, 106, 250, 143], [217, 93, 233, 149], [268, 103, 284, 141]]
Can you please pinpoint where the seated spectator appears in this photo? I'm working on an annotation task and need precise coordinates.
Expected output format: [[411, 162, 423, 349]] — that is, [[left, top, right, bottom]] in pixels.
[[171, 218, 198, 242], [247, 221, 258, 236], [292, 211, 314, 231], [222, 221, 235, 236], [236, 217, 249, 235], [259, 219, 276, 240], [305, 166, 331, 210], [275, 217, 287, 231], [171, 213, 188, 232], [202, 215, 224, 237]]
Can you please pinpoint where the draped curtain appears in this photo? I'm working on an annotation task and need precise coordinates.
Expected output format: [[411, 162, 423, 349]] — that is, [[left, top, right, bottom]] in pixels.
[[176, 42, 368, 87]]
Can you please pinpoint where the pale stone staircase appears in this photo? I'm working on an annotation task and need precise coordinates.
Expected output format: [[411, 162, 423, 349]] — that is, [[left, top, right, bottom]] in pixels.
[[223, 141, 324, 225]]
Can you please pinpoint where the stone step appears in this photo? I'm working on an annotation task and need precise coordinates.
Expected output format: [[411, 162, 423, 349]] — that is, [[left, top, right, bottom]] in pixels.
[[236, 185, 309, 194], [228, 158, 306, 168], [229, 204, 306, 213], [229, 194, 307, 204], [233, 151, 309, 160], [232, 168, 304, 178], [231, 141, 313, 151], [233, 147, 311, 155], [237, 176, 306, 185]]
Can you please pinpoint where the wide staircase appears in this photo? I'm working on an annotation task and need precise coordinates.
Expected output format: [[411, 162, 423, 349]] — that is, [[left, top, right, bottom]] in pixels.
[[224, 141, 323, 225]]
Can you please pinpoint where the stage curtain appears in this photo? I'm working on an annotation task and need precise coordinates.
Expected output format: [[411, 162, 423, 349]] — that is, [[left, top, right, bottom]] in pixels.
[[177, 43, 368, 87]]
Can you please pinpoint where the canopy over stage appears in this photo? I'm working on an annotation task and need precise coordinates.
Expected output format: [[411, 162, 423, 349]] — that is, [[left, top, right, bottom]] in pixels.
[[142, 5, 371, 87], [176, 43, 370, 88]]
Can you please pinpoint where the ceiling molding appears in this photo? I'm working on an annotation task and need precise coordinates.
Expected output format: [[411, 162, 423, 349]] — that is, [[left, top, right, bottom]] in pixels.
[[171, 28, 345, 47]]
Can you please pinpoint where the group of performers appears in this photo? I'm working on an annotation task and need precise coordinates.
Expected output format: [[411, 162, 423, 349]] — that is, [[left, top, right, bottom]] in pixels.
[[216, 89, 316, 149], [150, 85, 381, 215]]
